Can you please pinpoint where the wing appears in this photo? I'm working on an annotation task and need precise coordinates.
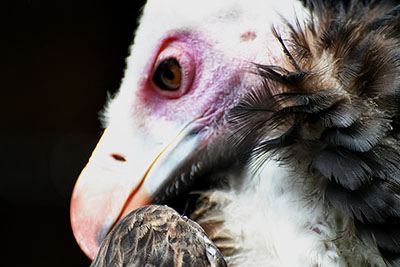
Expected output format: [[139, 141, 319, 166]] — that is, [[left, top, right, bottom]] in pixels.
[[90, 205, 227, 267]]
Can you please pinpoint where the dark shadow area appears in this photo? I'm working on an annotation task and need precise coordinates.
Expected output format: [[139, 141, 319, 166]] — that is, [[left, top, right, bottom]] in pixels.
[[1, 0, 145, 265]]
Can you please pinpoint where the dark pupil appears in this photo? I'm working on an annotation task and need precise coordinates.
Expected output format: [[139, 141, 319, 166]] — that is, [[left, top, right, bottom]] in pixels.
[[153, 58, 182, 91], [163, 69, 175, 81]]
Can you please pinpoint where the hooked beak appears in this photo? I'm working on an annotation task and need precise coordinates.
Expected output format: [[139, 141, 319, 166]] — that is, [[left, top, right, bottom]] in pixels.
[[70, 119, 202, 259]]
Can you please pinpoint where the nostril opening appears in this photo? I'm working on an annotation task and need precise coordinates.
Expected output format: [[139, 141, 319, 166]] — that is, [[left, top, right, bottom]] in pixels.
[[111, 153, 126, 162]]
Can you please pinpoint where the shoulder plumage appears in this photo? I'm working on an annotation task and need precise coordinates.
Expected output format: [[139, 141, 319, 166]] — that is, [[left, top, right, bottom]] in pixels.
[[230, 1, 400, 265]]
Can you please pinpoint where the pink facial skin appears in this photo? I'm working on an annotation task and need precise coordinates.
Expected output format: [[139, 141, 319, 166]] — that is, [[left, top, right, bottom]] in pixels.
[[133, 31, 259, 133]]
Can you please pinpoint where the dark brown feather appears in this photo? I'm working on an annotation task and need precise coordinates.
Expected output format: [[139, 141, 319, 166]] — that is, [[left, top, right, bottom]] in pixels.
[[230, 0, 400, 265], [90, 205, 227, 267]]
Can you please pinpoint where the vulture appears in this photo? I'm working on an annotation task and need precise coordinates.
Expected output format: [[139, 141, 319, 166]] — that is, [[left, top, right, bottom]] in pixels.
[[70, 0, 400, 266]]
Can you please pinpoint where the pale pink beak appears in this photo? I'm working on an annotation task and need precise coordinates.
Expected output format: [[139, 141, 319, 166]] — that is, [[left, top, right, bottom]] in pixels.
[[70, 121, 201, 259]]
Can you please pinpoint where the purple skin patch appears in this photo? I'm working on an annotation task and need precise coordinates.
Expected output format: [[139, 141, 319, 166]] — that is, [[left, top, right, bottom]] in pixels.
[[132, 31, 262, 139]]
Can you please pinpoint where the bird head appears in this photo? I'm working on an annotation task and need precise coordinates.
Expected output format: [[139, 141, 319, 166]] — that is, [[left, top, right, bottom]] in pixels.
[[70, 0, 400, 264], [70, 0, 307, 259]]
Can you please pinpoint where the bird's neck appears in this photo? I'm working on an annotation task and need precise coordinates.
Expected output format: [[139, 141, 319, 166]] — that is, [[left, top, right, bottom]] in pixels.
[[191, 159, 384, 267]]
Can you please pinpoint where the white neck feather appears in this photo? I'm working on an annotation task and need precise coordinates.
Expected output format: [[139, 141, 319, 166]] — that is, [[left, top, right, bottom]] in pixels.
[[193, 158, 385, 267]]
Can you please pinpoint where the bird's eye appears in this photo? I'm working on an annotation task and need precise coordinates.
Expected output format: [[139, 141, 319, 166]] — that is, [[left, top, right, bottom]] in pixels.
[[150, 42, 195, 99], [153, 58, 182, 91]]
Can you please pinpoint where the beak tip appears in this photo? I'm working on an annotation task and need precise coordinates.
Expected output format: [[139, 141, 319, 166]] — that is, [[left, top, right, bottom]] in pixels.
[[70, 181, 152, 261], [70, 194, 101, 260], [70, 212, 101, 260]]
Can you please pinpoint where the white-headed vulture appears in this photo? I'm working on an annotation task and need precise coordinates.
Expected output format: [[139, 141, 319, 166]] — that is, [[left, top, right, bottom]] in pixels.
[[70, 0, 400, 266]]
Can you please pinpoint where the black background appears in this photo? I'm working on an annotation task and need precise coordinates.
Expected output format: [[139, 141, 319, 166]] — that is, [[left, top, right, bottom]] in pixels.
[[1, 0, 145, 266]]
